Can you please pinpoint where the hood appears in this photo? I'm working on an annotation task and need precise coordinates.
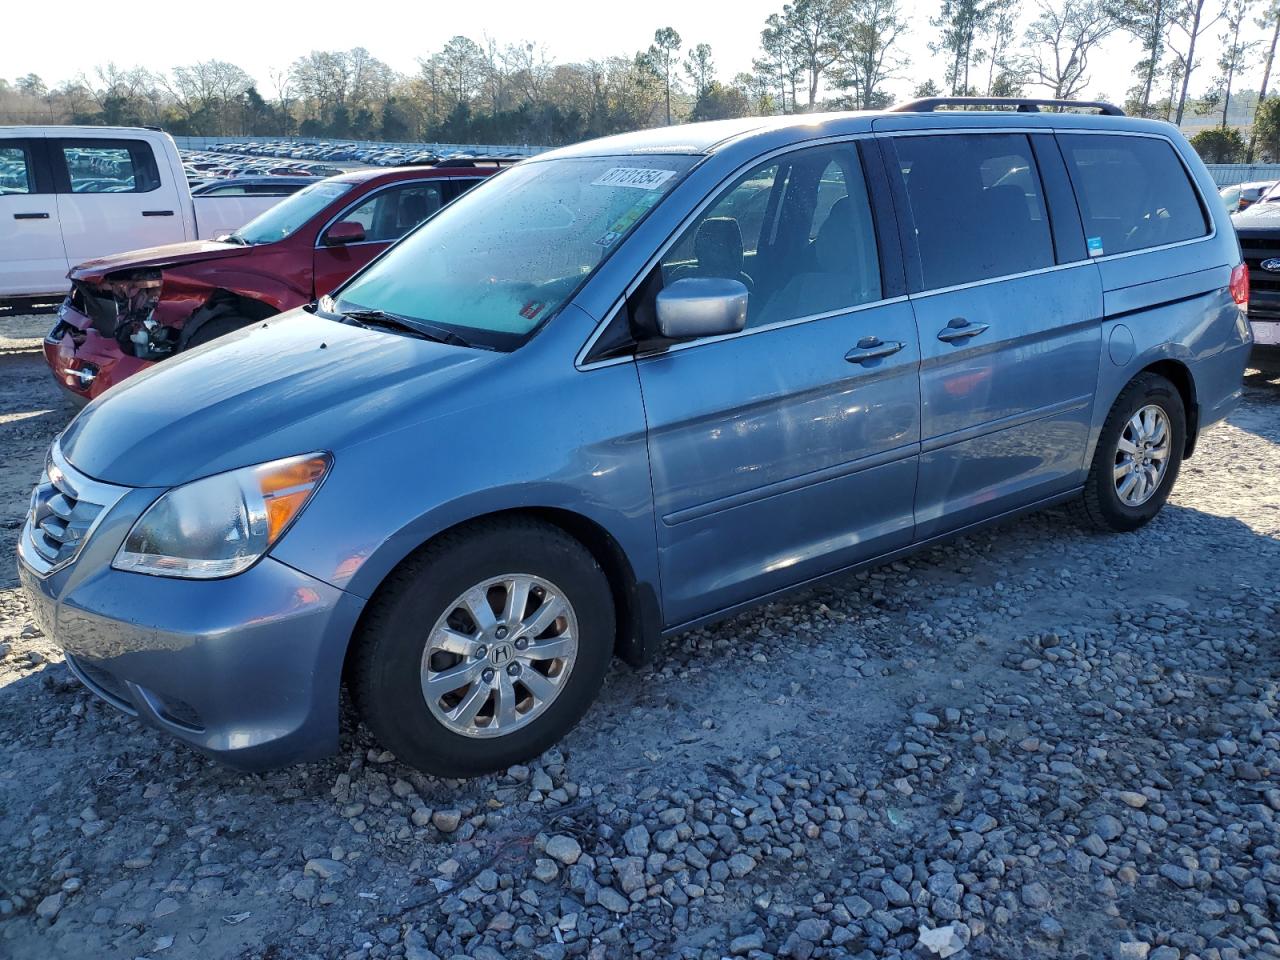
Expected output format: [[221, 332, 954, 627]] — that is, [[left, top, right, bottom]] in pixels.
[[70, 240, 250, 282], [1231, 203, 1280, 234], [59, 309, 502, 487]]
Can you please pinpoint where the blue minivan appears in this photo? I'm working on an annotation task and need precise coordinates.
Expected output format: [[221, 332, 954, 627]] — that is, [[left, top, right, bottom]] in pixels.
[[18, 98, 1253, 777]]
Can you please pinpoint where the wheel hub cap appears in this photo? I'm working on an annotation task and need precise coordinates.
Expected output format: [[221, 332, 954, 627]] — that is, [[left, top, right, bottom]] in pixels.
[[420, 574, 578, 739], [1113, 404, 1171, 507]]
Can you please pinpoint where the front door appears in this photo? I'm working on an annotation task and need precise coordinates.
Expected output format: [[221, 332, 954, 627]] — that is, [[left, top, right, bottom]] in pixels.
[[881, 131, 1103, 538], [636, 142, 921, 627], [0, 136, 67, 297]]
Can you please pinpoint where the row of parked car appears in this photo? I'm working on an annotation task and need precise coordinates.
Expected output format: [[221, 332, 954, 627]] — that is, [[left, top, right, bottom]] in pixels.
[[13, 99, 1260, 780], [211, 138, 531, 168]]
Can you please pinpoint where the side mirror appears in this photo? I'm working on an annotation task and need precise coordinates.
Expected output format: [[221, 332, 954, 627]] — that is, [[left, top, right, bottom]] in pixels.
[[654, 277, 749, 340], [323, 220, 366, 246]]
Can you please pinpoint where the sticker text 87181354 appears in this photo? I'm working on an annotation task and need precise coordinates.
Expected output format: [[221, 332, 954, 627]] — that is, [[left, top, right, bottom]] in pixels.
[[592, 168, 678, 190]]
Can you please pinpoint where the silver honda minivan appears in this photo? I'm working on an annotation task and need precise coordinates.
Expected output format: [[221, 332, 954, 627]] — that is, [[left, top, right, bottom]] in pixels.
[[19, 99, 1253, 777]]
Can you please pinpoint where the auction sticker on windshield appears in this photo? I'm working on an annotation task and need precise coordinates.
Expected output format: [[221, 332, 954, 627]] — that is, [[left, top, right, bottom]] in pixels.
[[593, 167, 678, 190]]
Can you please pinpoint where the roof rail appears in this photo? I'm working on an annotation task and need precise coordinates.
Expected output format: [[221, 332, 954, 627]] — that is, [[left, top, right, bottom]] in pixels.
[[431, 157, 523, 168], [890, 97, 1125, 117]]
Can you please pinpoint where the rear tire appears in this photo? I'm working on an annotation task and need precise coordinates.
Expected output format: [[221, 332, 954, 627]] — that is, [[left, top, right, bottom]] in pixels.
[[349, 518, 615, 778], [1071, 372, 1185, 532]]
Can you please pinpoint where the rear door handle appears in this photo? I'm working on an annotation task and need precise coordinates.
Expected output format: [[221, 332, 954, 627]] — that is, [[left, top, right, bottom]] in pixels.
[[142, 210, 175, 217], [937, 318, 990, 343], [845, 336, 905, 364], [13, 212, 49, 220]]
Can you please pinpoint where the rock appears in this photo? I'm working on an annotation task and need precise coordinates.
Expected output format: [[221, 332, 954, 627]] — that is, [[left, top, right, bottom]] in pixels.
[[1117, 791, 1148, 809], [1094, 814, 1124, 841], [727, 853, 757, 878], [545, 835, 581, 865], [35, 893, 64, 920], [1115, 942, 1151, 960], [622, 824, 650, 856], [730, 931, 765, 955], [303, 858, 346, 880], [795, 917, 830, 941], [597, 887, 629, 913], [533, 859, 559, 883], [431, 810, 462, 833], [1021, 882, 1050, 908], [918, 923, 970, 958], [152, 897, 180, 918]]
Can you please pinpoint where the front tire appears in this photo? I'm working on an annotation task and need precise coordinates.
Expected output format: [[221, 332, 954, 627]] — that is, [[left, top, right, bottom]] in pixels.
[[1072, 372, 1186, 532], [350, 519, 615, 778]]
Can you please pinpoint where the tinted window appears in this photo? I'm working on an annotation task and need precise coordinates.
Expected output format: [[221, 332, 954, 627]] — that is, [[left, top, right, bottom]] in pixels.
[[338, 182, 444, 243], [0, 145, 34, 194], [661, 144, 880, 328], [1058, 134, 1209, 256], [58, 140, 160, 194], [893, 134, 1054, 290]]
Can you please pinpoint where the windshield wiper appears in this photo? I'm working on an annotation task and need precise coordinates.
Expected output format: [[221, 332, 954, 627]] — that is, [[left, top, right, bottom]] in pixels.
[[221, 234, 249, 246], [339, 308, 473, 348]]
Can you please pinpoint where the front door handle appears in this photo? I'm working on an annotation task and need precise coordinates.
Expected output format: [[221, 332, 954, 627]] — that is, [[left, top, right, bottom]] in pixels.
[[937, 318, 990, 343], [13, 212, 49, 220], [845, 336, 905, 364], [142, 210, 175, 217]]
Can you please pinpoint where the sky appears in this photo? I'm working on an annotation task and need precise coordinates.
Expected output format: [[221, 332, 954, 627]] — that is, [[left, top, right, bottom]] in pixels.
[[2, 0, 1268, 110]]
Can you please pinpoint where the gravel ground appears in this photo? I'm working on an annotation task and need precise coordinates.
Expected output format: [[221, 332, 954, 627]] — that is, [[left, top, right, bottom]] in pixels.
[[1, 316, 1278, 960]]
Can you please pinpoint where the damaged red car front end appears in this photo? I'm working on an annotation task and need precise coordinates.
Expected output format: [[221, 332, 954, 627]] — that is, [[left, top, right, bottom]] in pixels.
[[43, 164, 502, 402], [45, 241, 257, 401]]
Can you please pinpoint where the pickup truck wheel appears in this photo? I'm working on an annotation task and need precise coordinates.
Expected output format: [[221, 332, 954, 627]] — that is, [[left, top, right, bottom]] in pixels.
[[1072, 372, 1185, 533], [350, 519, 615, 778]]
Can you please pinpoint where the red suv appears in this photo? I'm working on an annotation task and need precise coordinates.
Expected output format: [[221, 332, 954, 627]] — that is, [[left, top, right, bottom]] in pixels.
[[44, 160, 510, 401]]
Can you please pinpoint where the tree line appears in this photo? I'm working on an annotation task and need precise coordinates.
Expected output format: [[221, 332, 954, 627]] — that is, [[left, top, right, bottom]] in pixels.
[[4, 0, 1280, 161]]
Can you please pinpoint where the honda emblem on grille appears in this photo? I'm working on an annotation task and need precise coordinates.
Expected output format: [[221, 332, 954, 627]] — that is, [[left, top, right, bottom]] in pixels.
[[1262, 258, 1280, 272]]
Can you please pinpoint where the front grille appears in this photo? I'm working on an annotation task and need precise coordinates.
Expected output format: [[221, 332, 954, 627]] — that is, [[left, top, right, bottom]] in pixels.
[[1236, 238, 1280, 316], [21, 445, 127, 576]]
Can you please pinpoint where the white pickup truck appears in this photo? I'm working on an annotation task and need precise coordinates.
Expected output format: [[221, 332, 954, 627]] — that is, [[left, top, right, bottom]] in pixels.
[[0, 125, 285, 306]]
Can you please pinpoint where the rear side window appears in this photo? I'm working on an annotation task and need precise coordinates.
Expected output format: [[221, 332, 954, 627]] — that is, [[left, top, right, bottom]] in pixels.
[[0, 144, 35, 194], [891, 133, 1055, 290], [1058, 134, 1209, 257], [57, 140, 161, 194]]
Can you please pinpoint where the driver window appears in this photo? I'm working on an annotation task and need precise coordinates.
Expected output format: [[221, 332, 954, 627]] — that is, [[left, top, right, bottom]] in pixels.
[[338, 183, 444, 244], [660, 143, 880, 329]]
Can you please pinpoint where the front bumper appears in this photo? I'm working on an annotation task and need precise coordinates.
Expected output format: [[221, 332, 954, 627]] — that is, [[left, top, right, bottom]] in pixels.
[[43, 302, 153, 402], [17, 477, 364, 770]]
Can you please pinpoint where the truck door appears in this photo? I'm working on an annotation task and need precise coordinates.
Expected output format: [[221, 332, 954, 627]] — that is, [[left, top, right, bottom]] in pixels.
[[51, 137, 186, 268], [0, 136, 67, 298]]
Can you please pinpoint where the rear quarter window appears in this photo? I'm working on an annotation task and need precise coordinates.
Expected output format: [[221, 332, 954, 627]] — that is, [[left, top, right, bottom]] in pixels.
[[1057, 134, 1209, 257]]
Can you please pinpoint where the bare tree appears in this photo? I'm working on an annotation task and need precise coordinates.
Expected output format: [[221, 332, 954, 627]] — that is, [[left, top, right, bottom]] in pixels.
[[775, 0, 852, 109], [1249, 1, 1280, 159], [1169, 0, 1227, 125], [833, 0, 909, 109], [1024, 0, 1116, 99], [684, 43, 716, 100], [1214, 0, 1258, 126], [648, 27, 683, 124], [1105, 0, 1170, 115]]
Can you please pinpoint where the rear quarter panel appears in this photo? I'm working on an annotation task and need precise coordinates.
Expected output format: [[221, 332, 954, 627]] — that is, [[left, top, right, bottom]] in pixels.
[[1080, 131, 1249, 462]]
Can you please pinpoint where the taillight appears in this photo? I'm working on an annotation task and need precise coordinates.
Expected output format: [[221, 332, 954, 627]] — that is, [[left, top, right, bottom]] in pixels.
[[1230, 262, 1249, 307]]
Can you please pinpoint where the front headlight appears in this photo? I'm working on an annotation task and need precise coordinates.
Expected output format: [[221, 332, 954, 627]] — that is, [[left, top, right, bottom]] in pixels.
[[112, 453, 331, 579]]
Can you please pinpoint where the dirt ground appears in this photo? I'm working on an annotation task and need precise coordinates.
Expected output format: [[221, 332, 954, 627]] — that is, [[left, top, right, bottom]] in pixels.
[[1, 317, 1278, 960]]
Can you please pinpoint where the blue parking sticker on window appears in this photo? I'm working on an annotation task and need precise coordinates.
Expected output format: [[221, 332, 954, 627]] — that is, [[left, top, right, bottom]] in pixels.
[[1087, 236, 1104, 257]]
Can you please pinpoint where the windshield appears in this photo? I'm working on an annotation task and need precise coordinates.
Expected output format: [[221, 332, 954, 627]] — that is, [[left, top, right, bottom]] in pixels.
[[335, 155, 697, 348], [231, 179, 354, 244]]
